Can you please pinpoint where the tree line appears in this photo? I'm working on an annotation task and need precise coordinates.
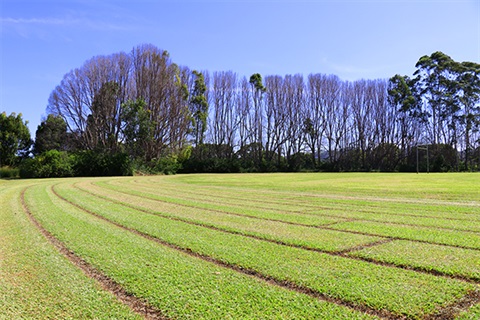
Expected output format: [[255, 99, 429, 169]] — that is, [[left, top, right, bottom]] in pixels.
[[1, 44, 479, 177]]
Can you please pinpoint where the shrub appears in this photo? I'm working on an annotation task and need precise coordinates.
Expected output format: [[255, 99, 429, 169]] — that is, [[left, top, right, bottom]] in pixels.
[[153, 155, 182, 175], [72, 151, 133, 177], [0, 166, 19, 178], [20, 150, 74, 178]]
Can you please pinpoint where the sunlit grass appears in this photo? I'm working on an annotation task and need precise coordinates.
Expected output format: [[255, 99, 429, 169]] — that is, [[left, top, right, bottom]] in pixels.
[[2, 172, 479, 319], [0, 181, 140, 319], [78, 181, 383, 252], [171, 172, 480, 202], [24, 183, 375, 320], [54, 182, 476, 319], [349, 240, 480, 280]]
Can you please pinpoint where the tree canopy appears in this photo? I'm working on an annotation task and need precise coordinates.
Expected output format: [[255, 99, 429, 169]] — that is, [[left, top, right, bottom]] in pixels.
[[0, 112, 32, 167], [4, 45, 480, 177], [34, 114, 68, 155]]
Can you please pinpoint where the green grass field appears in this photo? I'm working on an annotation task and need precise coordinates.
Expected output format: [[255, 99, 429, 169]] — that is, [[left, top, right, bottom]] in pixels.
[[1, 173, 479, 319]]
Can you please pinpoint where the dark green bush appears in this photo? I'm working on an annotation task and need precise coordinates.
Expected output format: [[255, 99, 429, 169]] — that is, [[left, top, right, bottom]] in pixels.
[[72, 150, 133, 177], [153, 155, 182, 175], [180, 144, 240, 173], [20, 150, 74, 178], [20, 150, 133, 178], [0, 166, 19, 178]]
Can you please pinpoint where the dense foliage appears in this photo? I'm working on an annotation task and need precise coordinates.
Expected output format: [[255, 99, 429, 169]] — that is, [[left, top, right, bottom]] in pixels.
[[0, 112, 32, 167], [33, 114, 69, 154], [19, 150, 132, 178], [2, 45, 479, 177]]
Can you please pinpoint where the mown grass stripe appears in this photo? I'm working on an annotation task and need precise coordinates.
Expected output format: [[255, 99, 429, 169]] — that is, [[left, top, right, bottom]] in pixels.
[[20, 186, 169, 320], [117, 180, 480, 233], [98, 180, 348, 227], [54, 182, 480, 320], [134, 173, 480, 209], [86, 181, 480, 253], [0, 183, 143, 320], [51, 184, 400, 320], [99, 180, 480, 234], [6, 173, 480, 320], [327, 221, 480, 251], [348, 240, 480, 282], [26, 183, 377, 320], [74, 182, 384, 253], [109, 179, 469, 219], [68, 183, 480, 285], [146, 174, 480, 207], [125, 178, 480, 223]]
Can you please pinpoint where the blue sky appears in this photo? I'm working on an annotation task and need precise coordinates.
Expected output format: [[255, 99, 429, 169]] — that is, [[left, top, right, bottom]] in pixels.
[[1, 0, 479, 135]]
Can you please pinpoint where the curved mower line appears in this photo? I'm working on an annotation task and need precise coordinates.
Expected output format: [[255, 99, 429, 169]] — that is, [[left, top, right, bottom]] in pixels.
[[54, 182, 480, 319], [51, 184, 398, 320], [73, 182, 480, 284], [20, 186, 170, 320]]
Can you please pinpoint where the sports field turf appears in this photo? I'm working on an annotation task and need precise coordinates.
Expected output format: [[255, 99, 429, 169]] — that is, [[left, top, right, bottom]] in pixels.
[[1, 173, 479, 319]]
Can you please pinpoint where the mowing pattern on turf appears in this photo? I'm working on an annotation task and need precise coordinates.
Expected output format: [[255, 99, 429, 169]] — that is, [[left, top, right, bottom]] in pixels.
[[4, 174, 480, 319]]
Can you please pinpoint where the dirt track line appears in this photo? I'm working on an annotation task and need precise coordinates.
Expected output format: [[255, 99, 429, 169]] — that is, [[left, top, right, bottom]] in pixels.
[[69, 183, 480, 285], [336, 239, 397, 254], [51, 185, 400, 320], [20, 186, 169, 320], [424, 289, 480, 320], [319, 217, 480, 235], [86, 182, 480, 252]]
